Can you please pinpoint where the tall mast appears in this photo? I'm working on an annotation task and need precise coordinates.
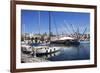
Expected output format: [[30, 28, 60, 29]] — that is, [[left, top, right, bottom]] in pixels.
[[38, 11, 40, 35], [23, 24, 26, 41], [49, 11, 51, 42]]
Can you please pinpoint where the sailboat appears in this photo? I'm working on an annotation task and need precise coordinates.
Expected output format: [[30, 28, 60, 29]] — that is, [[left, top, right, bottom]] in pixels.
[[31, 11, 60, 54], [51, 36, 80, 46], [49, 13, 80, 46]]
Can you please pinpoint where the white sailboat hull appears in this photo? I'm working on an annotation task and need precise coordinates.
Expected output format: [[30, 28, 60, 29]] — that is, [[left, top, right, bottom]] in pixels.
[[34, 46, 60, 54]]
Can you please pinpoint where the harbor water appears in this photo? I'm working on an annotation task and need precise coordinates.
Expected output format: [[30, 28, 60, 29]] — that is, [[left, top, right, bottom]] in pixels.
[[37, 41, 90, 61]]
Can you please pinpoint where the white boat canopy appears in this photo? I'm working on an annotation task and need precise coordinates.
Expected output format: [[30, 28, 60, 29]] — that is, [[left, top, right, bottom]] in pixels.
[[59, 36, 74, 40]]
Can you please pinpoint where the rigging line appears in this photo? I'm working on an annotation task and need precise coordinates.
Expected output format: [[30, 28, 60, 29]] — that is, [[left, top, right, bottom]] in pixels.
[[80, 25, 85, 35], [63, 20, 74, 37], [63, 20, 72, 34], [80, 27, 87, 39], [64, 20, 76, 34], [77, 24, 81, 40], [74, 23, 79, 39], [52, 13, 59, 38], [70, 23, 76, 38], [70, 23, 76, 34], [61, 25, 68, 36], [76, 26, 80, 40]]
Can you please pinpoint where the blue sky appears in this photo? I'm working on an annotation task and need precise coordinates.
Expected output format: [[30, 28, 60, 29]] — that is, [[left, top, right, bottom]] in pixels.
[[21, 10, 90, 34]]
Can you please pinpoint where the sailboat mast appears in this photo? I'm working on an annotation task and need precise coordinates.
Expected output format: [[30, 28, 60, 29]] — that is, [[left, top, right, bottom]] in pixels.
[[38, 11, 40, 35], [23, 24, 26, 41], [49, 11, 51, 42]]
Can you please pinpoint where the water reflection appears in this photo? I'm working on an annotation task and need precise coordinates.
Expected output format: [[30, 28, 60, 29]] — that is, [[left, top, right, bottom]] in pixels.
[[37, 41, 90, 61]]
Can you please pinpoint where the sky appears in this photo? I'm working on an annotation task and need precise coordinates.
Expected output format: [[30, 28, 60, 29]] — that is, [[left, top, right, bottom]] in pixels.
[[21, 9, 90, 35]]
